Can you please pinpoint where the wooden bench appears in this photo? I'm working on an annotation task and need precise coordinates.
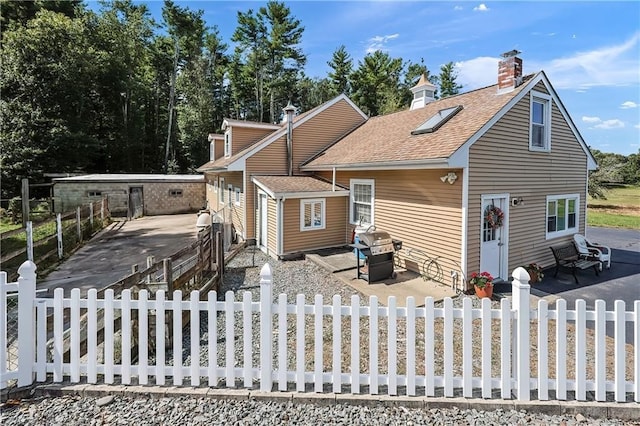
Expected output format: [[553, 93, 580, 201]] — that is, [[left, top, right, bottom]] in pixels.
[[549, 243, 600, 284]]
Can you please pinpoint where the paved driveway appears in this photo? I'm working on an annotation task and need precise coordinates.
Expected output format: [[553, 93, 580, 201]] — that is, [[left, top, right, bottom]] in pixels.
[[497, 226, 639, 343], [37, 214, 199, 297]]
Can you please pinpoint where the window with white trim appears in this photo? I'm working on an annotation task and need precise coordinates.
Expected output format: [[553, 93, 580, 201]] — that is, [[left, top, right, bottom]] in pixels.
[[300, 199, 325, 231], [210, 141, 215, 161], [224, 131, 231, 157], [530, 91, 551, 151], [219, 177, 225, 203], [350, 179, 374, 225], [546, 194, 579, 238], [234, 187, 241, 206], [213, 179, 218, 193]]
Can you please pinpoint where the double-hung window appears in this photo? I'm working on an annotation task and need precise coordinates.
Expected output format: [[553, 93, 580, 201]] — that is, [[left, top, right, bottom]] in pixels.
[[350, 179, 374, 225], [546, 194, 579, 238], [234, 187, 241, 206], [219, 178, 225, 204], [300, 199, 325, 231], [530, 91, 551, 151]]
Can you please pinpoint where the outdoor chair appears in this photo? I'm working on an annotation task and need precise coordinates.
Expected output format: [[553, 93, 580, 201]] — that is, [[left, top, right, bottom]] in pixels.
[[573, 234, 611, 270]]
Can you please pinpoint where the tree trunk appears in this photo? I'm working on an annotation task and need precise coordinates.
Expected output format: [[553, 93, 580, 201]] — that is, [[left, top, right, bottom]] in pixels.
[[164, 39, 179, 172]]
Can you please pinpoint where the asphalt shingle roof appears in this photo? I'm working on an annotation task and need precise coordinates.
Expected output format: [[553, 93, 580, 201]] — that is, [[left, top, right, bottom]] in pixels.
[[303, 76, 534, 169], [252, 175, 348, 196]]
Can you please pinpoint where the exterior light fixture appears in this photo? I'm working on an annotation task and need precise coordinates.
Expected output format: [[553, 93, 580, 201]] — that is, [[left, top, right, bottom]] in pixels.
[[440, 172, 458, 184]]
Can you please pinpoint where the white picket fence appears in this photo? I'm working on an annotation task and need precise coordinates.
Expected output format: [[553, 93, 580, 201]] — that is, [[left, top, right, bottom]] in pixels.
[[1, 261, 639, 403]]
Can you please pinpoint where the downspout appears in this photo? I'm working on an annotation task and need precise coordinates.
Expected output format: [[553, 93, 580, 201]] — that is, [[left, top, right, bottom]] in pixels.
[[332, 167, 336, 191], [460, 167, 469, 292]]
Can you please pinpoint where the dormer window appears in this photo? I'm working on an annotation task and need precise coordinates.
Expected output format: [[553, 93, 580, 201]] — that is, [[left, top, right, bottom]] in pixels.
[[224, 130, 231, 158], [530, 91, 551, 151], [210, 141, 215, 161], [411, 105, 463, 135]]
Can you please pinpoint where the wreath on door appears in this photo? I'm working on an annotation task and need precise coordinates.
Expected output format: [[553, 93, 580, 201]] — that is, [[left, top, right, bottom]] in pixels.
[[485, 205, 504, 229]]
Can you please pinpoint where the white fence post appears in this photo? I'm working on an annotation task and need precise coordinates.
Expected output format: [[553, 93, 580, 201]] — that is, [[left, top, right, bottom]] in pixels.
[[259, 263, 273, 392], [89, 202, 94, 227], [17, 260, 37, 387], [26, 221, 33, 262], [512, 266, 531, 401]]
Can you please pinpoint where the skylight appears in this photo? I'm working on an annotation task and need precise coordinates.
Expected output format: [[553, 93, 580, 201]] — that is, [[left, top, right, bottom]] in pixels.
[[411, 105, 463, 135]]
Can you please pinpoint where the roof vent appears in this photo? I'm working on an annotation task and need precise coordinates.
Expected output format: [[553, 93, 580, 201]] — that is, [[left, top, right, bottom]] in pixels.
[[411, 105, 463, 135]]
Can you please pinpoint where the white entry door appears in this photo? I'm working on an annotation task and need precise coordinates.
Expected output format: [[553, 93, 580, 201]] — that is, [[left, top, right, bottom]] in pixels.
[[258, 193, 268, 251], [480, 195, 508, 281]]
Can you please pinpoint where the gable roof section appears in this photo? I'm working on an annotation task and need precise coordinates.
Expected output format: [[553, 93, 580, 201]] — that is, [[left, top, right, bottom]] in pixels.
[[448, 71, 597, 170], [302, 79, 533, 171], [221, 118, 281, 131], [197, 94, 367, 173], [303, 71, 596, 171], [228, 94, 367, 172], [252, 175, 349, 199]]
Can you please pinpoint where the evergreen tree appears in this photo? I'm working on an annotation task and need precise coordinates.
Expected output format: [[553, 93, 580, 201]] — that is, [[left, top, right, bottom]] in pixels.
[[327, 45, 352, 96], [438, 61, 463, 98], [350, 50, 403, 116]]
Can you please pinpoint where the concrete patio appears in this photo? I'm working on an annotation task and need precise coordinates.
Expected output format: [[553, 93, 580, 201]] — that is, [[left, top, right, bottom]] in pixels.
[[306, 249, 458, 307]]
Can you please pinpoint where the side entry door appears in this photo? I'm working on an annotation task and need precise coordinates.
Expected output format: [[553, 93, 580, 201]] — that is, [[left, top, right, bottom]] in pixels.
[[129, 186, 144, 219], [480, 195, 508, 280]]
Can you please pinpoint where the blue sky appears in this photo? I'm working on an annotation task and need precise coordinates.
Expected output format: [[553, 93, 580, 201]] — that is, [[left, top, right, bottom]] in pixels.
[[91, 1, 640, 156]]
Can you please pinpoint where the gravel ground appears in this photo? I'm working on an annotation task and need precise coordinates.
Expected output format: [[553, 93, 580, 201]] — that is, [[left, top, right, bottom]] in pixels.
[[1, 394, 636, 425], [2, 247, 637, 425]]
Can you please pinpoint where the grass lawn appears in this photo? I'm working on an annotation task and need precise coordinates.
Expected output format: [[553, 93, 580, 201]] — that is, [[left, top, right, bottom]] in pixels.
[[588, 185, 640, 229]]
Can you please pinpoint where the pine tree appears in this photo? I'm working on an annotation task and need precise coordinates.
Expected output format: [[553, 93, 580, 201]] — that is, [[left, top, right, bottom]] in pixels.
[[438, 61, 463, 98], [327, 45, 352, 96]]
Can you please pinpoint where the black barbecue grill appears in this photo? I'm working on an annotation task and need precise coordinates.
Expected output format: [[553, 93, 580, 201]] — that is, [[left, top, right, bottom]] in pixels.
[[350, 230, 402, 283]]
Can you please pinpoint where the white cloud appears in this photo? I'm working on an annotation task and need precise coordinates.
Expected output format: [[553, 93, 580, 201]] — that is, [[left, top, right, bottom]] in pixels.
[[454, 56, 499, 89], [635, 124, 640, 129], [594, 119, 625, 129], [454, 5, 463, 11], [539, 32, 640, 90], [473, 4, 489, 12], [620, 101, 638, 109], [581, 116, 626, 129], [365, 33, 399, 53]]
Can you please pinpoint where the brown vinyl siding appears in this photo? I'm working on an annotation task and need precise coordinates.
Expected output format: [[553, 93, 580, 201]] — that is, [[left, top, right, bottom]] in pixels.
[[231, 127, 276, 155], [282, 197, 349, 254], [467, 82, 588, 276], [214, 140, 224, 161], [318, 169, 464, 280], [292, 99, 366, 174], [245, 136, 288, 239]]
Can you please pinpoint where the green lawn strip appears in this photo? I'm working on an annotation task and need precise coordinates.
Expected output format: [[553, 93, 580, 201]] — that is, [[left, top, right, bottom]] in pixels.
[[588, 184, 640, 208], [587, 211, 640, 229]]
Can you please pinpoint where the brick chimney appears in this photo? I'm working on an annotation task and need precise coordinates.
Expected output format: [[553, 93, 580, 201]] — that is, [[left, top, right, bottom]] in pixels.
[[497, 50, 522, 93]]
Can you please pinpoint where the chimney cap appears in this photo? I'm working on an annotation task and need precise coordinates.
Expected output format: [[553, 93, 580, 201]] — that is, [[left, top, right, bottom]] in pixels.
[[501, 49, 521, 58], [283, 100, 296, 113]]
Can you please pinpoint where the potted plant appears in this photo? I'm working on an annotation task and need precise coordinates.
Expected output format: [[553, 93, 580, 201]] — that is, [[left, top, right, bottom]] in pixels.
[[523, 263, 544, 283], [469, 271, 494, 299]]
